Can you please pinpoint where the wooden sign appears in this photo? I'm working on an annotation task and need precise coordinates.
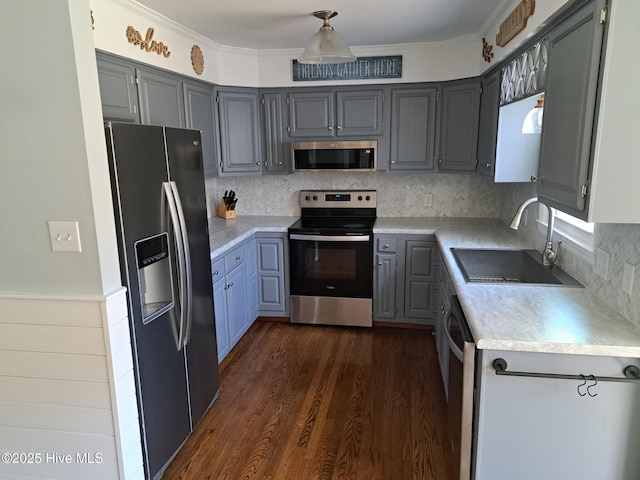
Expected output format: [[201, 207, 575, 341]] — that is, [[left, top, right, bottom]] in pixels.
[[191, 45, 204, 75], [292, 56, 402, 82], [496, 0, 536, 47], [126, 26, 171, 58]]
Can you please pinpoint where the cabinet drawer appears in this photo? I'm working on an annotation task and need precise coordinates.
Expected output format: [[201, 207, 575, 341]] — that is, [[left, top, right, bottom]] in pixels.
[[224, 244, 246, 272], [211, 257, 225, 283], [376, 237, 397, 253]]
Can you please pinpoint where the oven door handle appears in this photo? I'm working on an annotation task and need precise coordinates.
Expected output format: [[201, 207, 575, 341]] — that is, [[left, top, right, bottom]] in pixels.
[[289, 234, 370, 242], [445, 314, 464, 362]]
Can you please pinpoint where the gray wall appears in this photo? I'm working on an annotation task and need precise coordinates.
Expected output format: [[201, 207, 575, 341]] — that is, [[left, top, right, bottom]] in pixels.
[[0, 0, 120, 295]]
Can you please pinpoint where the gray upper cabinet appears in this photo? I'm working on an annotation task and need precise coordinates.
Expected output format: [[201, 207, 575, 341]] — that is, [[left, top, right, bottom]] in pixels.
[[389, 87, 438, 171], [437, 80, 481, 172], [537, 0, 606, 213], [137, 68, 185, 128], [288, 91, 334, 138], [96, 52, 140, 123], [216, 87, 263, 176], [287, 88, 384, 138], [183, 81, 218, 177], [477, 71, 501, 177], [336, 90, 384, 136], [261, 91, 290, 174]]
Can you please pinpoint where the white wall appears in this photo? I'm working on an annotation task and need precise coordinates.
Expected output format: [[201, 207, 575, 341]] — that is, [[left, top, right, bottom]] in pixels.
[[0, 0, 120, 295], [0, 1, 142, 479]]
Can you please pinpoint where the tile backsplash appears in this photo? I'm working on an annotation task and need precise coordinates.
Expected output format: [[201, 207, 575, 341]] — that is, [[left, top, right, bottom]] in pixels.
[[500, 183, 640, 328], [207, 172, 501, 218]]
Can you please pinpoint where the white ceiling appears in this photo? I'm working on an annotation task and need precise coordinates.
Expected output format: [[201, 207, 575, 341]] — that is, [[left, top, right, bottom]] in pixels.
[[136, 0, 508, 51]]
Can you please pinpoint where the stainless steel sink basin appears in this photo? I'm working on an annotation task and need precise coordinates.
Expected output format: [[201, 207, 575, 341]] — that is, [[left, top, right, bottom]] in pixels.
[[450, 248, 583, 287]]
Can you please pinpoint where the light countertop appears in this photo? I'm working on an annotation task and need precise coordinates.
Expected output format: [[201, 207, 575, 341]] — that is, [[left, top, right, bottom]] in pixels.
[[209, 215, 640, 358], [376, 217, 640, 358]]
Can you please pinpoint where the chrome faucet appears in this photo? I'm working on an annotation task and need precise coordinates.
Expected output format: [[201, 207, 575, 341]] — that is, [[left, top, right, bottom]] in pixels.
[[509, 196, 559, 267]]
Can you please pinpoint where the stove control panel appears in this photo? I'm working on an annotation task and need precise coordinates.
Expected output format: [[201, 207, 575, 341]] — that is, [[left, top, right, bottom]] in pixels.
[[300, 190, 376, 209]]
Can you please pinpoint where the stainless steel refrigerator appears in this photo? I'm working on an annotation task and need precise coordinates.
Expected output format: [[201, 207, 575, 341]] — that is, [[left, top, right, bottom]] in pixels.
[[105, 122, 220, 479]]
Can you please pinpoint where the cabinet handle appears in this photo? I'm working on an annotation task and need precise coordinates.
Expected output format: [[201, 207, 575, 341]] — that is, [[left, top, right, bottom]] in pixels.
[[390, 160, 396, 164], [438, 158, 443, 164], [383, 244, 390, 249], [278, 161, 283, 165], [235, 256, 241, 261], [434, 261, 441, 267], [531, 175, 539, 182], [229, 282, 233, 287], [378, 261, 383, 266], [224, 284, 229, 290], [486, 163, 492, 168], [257, 162, 262, 166], [328, 126, 333, 131], [337, 125, 342, 131], [213, 270, 219, 276]]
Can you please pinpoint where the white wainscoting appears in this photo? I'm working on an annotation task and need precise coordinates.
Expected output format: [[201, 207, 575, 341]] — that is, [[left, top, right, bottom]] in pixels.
[[0, 290, 143, 480]]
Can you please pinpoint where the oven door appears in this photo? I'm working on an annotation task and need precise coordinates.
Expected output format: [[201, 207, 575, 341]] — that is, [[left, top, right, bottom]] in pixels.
[[289, 233, 373, 298], [288, 232, 373, 327]]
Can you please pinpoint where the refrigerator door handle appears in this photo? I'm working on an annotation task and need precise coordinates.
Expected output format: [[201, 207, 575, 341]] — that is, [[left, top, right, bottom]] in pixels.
[[170, 181, 193, 348], [163, 182, 188, 351]]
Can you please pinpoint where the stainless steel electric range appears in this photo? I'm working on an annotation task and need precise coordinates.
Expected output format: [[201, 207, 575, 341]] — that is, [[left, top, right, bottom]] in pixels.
[[288, 190, 376, 327]]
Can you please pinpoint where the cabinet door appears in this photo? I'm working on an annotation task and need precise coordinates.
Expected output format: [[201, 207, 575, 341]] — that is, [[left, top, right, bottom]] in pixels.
[[261, 92, 289, 174], [537, 0, 606, 213], [257, 237, 287, 313], [216, 88, 263, 175], [226, 265, 248, 345], [404, 241, 434, 321], [96, 53, 140, 123], [245, 238, 259, 322], [288, 91, 334, 137], [438, 80, 481, 172], [213, 278, 230, 363], [389, 87, 438, 171], [184, 81, 218, 177], [375, 253, 397, 320], [336, 90, 384, 136], [137, 68, 185, 128], [477, 71, 500, 176]]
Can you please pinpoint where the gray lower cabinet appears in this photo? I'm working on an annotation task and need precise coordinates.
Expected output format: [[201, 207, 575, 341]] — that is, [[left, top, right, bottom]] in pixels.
[[96, 52, 140, 123], [261, 91, 290, 174], [374, 234, 437, 325], [215, 87, 263, 175], [183, 81, 218, 177], [211, 242, 251, 363], [437, 80, 481, 172], [474, 349, 640, 479], [434, 249, 454, 395], [388, 87, 438, 171], [245, 238, 259, 322], [256, 233, 289, 316], [477, 70, 501, 177], [537, 0, 606, 215], [137, 67, 185, 128]]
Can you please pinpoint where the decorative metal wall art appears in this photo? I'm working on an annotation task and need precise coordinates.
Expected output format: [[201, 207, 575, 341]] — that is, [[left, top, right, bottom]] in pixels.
[[500, 40, 548, 105]]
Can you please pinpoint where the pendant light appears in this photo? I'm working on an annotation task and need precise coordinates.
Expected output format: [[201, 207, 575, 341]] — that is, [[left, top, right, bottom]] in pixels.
[[298, 10, 356, 64], [522, 94, 545, 134]]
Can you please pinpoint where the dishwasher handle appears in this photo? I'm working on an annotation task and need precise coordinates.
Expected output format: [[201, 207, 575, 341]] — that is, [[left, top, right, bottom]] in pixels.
[[445, 314, 464, 362]]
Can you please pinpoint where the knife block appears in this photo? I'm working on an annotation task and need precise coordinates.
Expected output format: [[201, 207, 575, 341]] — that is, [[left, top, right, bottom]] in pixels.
[[217, 199, 236, 220]]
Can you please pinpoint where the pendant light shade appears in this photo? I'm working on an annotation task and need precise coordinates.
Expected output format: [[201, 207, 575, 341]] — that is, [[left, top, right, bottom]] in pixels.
[[522, 94, 545, 134], [298, 11, 356, 64]]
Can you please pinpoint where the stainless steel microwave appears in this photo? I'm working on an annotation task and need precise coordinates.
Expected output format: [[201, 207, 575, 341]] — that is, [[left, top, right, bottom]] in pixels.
[[291, 140, 377, 172]]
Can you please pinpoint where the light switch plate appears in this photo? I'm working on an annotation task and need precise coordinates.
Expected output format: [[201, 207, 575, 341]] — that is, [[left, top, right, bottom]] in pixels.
[[424, 193, 433, 207], [48, 221, 82, 252], [622, 262, 635, 295]]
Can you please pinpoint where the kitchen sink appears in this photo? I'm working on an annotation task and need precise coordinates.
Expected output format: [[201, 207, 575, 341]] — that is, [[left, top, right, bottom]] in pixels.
[[450, 248, 583, 287]]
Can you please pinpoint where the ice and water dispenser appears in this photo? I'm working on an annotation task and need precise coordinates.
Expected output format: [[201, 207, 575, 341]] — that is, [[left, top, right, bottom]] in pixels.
[[135, 233, 174, 323]]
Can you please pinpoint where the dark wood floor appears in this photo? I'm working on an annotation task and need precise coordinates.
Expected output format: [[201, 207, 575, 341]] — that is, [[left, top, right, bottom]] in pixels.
[[163, 321, 454, 480]]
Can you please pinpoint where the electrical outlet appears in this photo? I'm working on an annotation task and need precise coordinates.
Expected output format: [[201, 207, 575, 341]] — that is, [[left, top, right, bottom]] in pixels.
[[424, 193, 433, 207], [595, 248, 610, 280], [48, 221, 82, 252], [622, 262, 635, 295]]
